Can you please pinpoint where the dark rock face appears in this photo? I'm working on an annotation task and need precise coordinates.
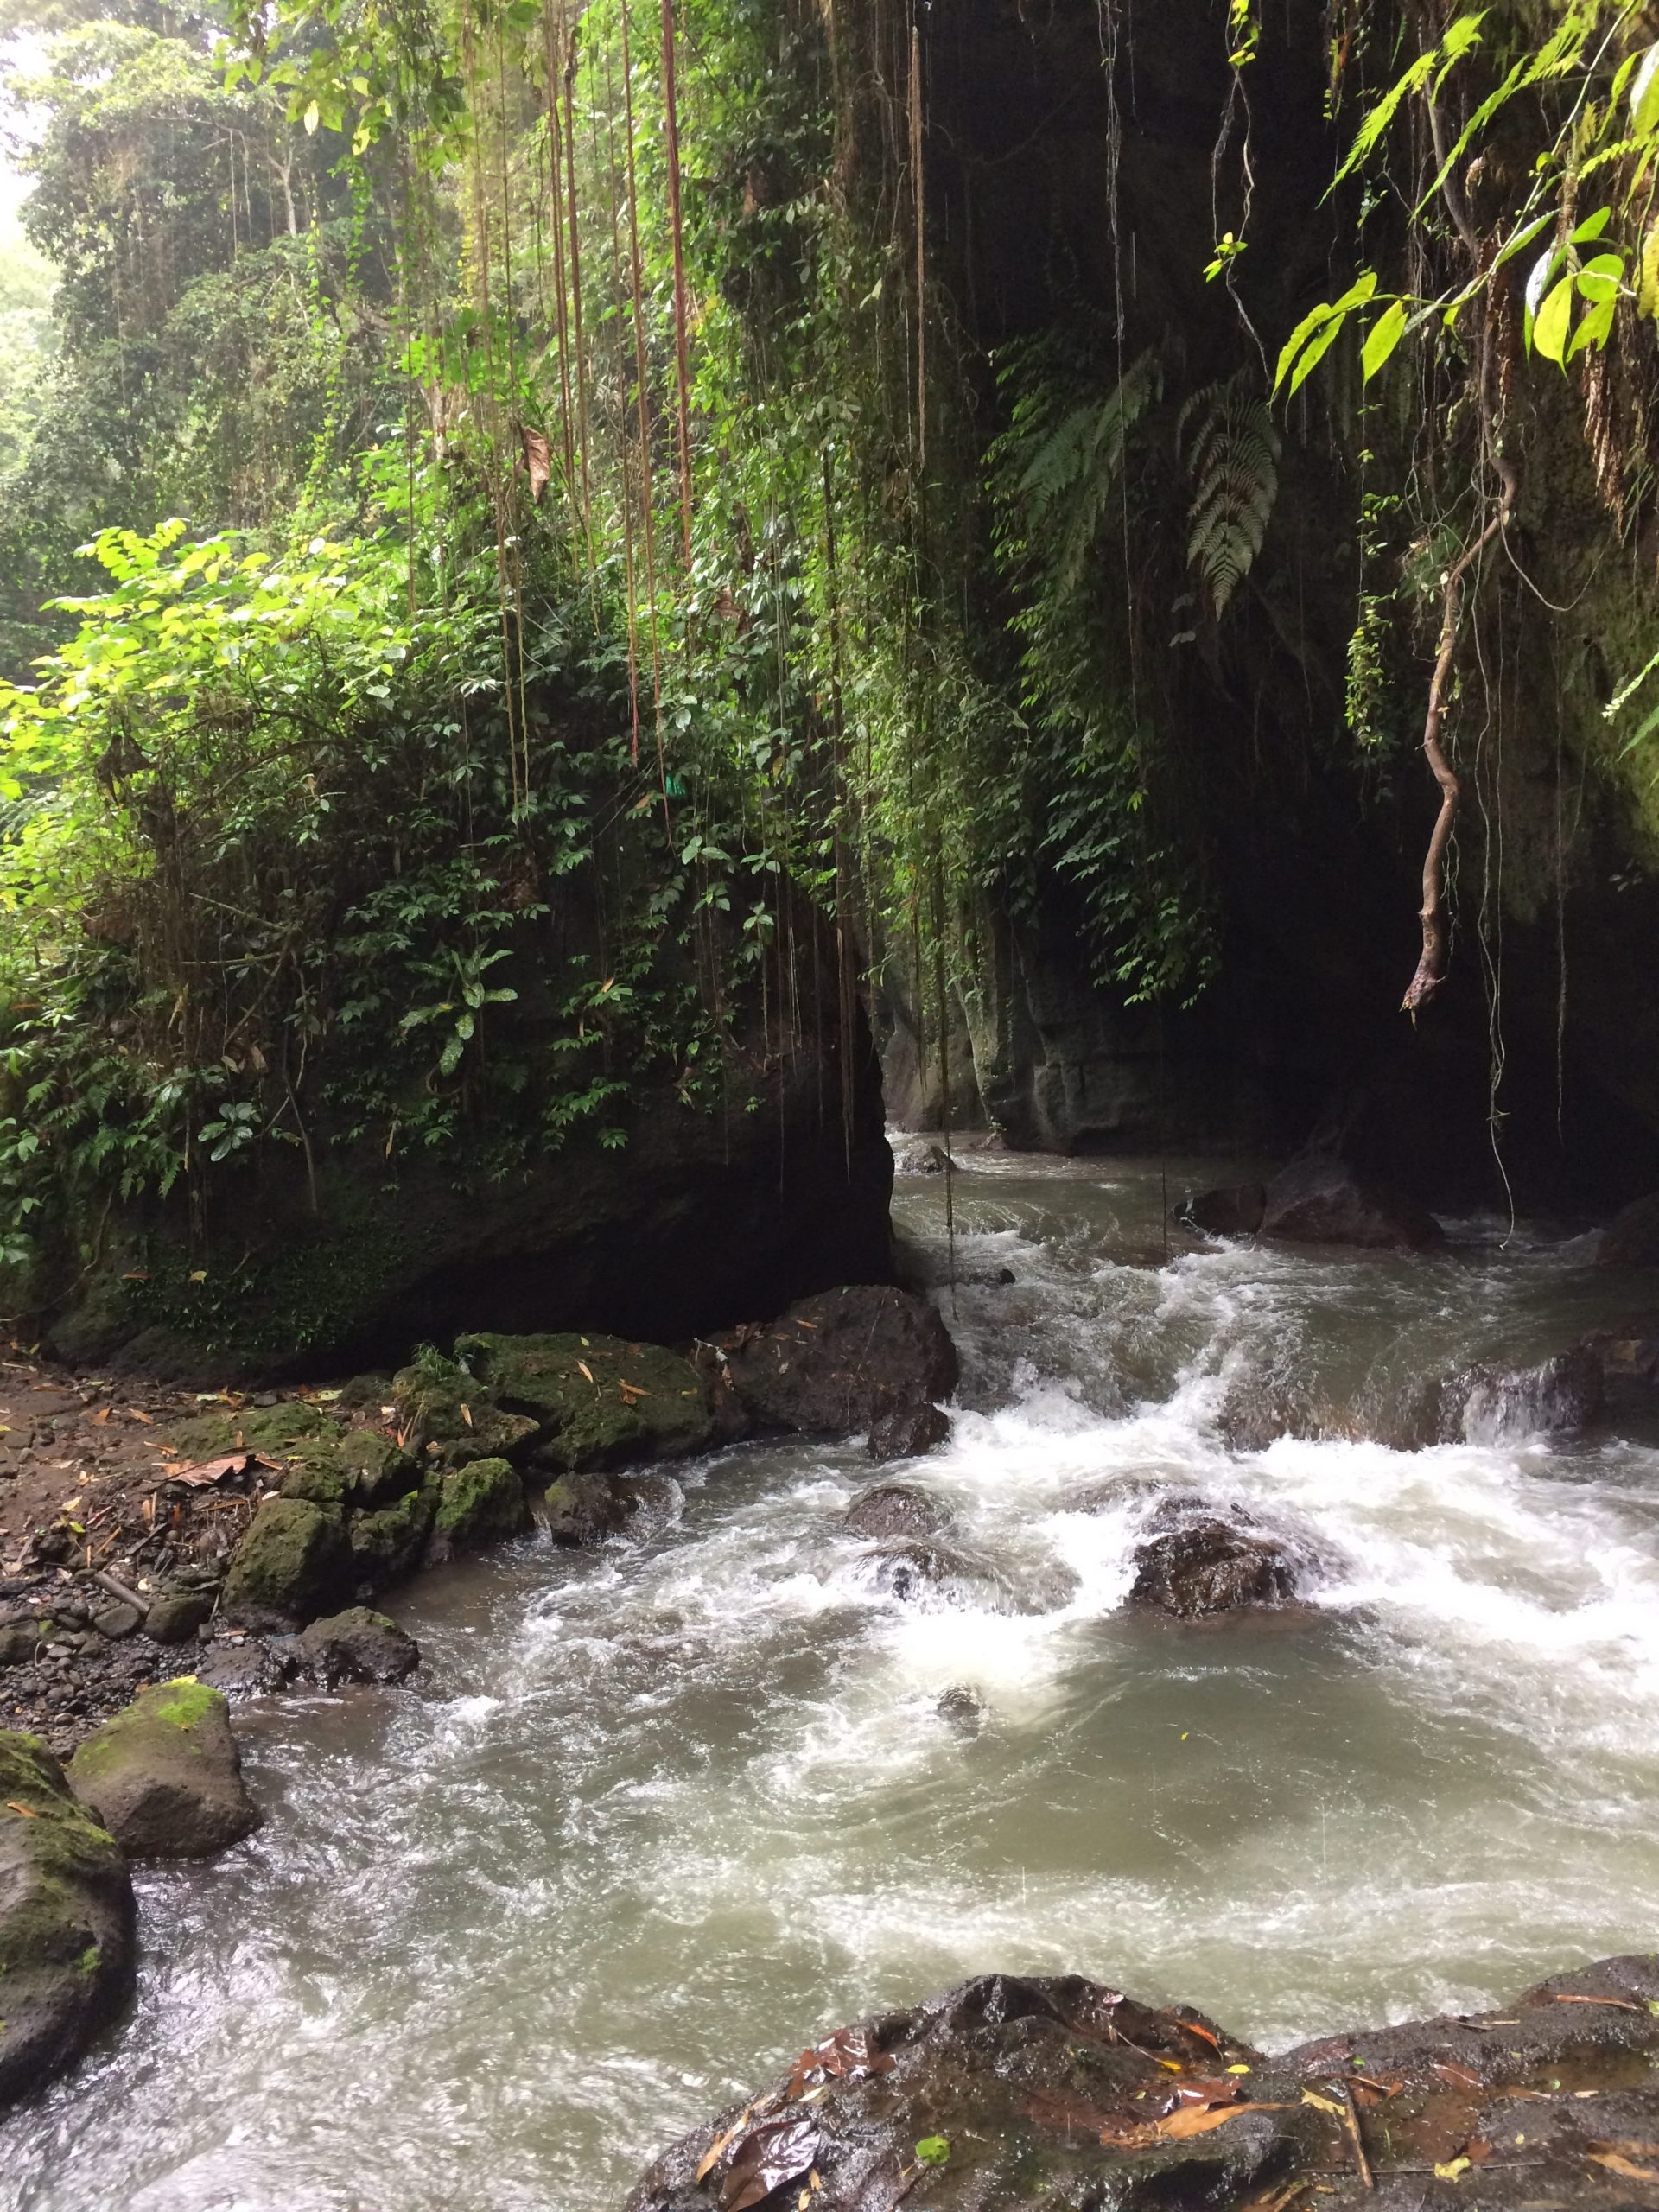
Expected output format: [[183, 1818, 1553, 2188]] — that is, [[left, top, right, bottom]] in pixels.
[[894, 1140, 953, 1175], [1217, 1374, 1316, 1452], [1599, 1191, 1659, 1267], [1128, 1507, 1300, 1617], [0, 1732, 135, 2110], [628, 1955, 1659, 2212], [721, 1287, 958, 1461], [843, 1484, 953, 1540], [296, 1607, 419, 1687], [1260, 1153, 1445, 1252], [46, 918, 893, 1384], [67, 1681, 257, 1859], [1183, 1182, 1267, 1237], [857, 1540, 986, 1605]]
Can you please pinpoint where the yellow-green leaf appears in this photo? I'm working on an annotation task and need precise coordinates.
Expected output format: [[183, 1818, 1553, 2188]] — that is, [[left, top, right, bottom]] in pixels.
[[1361, 298, 1408, 381], [303, 101, 321, 134], [1532, 271, 1575, 365]]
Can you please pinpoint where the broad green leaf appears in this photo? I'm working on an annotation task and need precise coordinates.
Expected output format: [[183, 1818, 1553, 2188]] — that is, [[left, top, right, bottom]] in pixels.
[[1494, 210, 1554, 267], [1361, 298, 1408, 381], [1532, 272, 1576, 365], [1575, 251, 1624, 303], [1274, 271, 1376, 391], [1571, 204, 1612, 245], [1567, 293, 1617, 358], [1638, 220, 1659, 317]]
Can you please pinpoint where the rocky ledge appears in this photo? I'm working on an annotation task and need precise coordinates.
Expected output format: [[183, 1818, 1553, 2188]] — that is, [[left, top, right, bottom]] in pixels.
[[1, 1284, 956, 1750], [629, 1955, 1659, 2211]]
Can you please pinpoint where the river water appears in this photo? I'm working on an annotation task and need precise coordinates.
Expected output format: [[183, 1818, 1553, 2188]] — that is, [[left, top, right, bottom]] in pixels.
[[7, 1149, 1659, 2211]]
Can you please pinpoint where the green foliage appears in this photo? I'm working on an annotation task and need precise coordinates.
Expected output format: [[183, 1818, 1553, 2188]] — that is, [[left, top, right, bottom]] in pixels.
[[1177, 374, 1281, 616]]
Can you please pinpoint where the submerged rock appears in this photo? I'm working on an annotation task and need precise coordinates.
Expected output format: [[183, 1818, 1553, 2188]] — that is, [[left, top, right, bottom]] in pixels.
[[857, 1539, 992, 1606], [67, 1681, 257, 1859], [1181, 1181, 1267, 1236], [627, 1955, 1659, 2212], [1260, 1152, 1444, 1251], [721, 1285, 957, 1460], [1395, 1345, 1605, 1448], [1598, 1191, 1659, 1267], [843, 1484, 953, 1540], [894, 1140, 952, 1174], [296, 1606, 419, 1687], [1128, 1505, 1300, 1617], [0, 1731, 135, 2111], [1216, 1373, 1316, 1452]]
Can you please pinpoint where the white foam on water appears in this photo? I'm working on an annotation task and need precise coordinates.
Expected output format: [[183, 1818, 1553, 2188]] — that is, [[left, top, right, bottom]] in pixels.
[[9, 1158, 1659, 2211]]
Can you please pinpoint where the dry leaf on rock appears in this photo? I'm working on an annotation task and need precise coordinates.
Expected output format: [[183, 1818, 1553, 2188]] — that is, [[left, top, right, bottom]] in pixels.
[[721, 2120, 822, 2211]]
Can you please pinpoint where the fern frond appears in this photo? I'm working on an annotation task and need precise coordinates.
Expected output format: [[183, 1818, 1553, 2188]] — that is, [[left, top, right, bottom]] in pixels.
[[1179, 372, 1281, 615]]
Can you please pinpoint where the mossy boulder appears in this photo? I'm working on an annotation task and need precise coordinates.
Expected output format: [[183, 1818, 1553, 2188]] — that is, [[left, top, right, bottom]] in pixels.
[[454, 1332, 714, 1471], [222, 1497, 351, 1629], [67, 1681, 257, 1859], [391, 1351, 540, 1468], [346, 1478, 439, 1587], [425, 1457, 529, 1563], [0, 1731, 135, 2110], [162, 1401, 417, 1508]]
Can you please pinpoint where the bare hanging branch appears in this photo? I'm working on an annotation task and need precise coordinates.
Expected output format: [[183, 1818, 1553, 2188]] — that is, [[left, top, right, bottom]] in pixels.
[[658, 0, 695, 564]]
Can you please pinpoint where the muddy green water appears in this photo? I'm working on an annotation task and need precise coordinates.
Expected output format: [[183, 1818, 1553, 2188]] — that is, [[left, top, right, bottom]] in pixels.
[[6, 1152, 1659, 2211]]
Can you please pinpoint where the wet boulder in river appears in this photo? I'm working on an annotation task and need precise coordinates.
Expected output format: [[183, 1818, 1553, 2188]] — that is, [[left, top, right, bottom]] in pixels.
[[721, 1285, 957, 1459], [296, 1606, 419, 1687], [1598, 1191, 1659, 1268], [1392, 1345, 1604, 1448], [894, 1140, 952, 1174], [1180, 1181, 1267, 1236], [624, 1973, 1269, 2212], [1128, 1505, 1300, 1617], [67, 1681, 257, 1859], [0, 1730, 135, 2111], [541, 1471, 637, 1545], [843, 1483, 953, 1540], [1260, 1151, 1444, 1251], [857, 1539, 993, 1606], [423, 1456, 530, 1563]]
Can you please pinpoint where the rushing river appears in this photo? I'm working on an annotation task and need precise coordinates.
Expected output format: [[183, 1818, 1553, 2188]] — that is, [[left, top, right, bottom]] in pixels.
[[8, 1148, 1659, 2211]]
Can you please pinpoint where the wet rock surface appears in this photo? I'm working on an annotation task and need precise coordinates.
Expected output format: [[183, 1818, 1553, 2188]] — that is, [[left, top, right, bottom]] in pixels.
[[1182, 1181, 1267, 1236], [627, 1956, 1659, 2212], [1261, 1152, 1445, 1251], [67, 1681, 257, 1859], [843, 1484, 953, 1541], [1397, 1346, 1606, 1450], [295, 1606, 419, 1687], [0, 1730, 135, 2111], [1128, 1503, 1301, 1617], [720, 1286, 958, 1461]]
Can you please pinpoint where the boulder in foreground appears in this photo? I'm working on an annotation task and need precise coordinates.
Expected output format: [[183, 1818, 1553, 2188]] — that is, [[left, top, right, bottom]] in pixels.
[[296, 1607, 420, 1687], [1128, 1504, 1301, 1617], [628, 1952, 1659, 2210], [0, 1730, 135, 2110], [67, 1681, 257, 1859]]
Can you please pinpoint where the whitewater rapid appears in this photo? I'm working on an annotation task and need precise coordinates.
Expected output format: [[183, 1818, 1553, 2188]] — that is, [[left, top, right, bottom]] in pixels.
[[5, 1148, 1658, 2212]]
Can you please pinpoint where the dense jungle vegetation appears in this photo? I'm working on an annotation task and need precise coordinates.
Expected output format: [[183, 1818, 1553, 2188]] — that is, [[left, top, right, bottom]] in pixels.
[[3, 0, 1659, 1338]]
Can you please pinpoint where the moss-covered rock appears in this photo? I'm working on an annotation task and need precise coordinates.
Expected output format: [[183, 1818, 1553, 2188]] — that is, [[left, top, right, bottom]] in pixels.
[[67, 1681, 257, 1859], [0, 1731, 135, 2110], [542, 1471, 638, 1545], [162, 1399, 417, 1510], [425, 1457, 529, 1562], [346, 1478, 438, 1587], [222, 1497, 350, 1628], [391, 1351, 540, 1468], [454, 1332, 714, 1471]]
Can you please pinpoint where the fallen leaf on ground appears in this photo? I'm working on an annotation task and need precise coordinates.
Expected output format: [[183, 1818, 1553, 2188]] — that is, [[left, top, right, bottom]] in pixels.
[[1434, 2155, 1471, 2180], [1178, 2019, 1224, 2052], [696, 2105, 755, 2183], [4, 1801, 39, 1818], [1431, 2061, 1484, 2093], [1157, 2101, 1286, 2141], [160, 1452, 275, 1487], [1300, 2089, 1345, 2117], [786, 2024, 893, 2099], [575, 1362, 594, 1385], [1550, 1993, 1643, 2012]]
